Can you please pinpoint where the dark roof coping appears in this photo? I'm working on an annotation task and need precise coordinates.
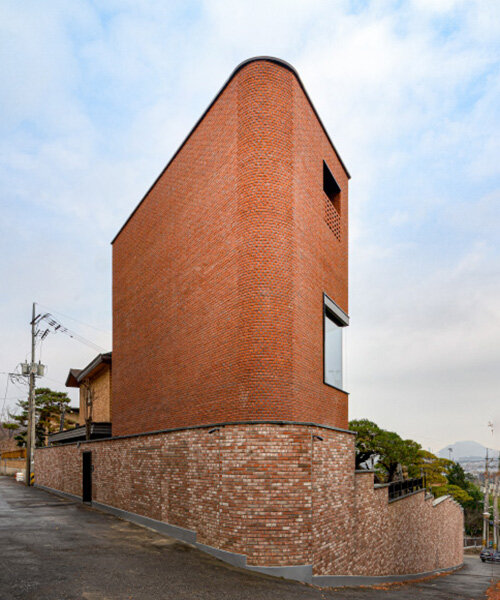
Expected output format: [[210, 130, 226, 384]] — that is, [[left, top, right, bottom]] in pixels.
[[111, 56, 351, 244], [48, 422, 112, 444], [36, 419, 356, 449], [65, 352, 112, 388], [65, 369, 82, 388]]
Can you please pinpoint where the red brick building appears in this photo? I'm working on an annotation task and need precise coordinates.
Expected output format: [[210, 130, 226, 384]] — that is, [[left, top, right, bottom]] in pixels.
[[35, 57, 463, 585]]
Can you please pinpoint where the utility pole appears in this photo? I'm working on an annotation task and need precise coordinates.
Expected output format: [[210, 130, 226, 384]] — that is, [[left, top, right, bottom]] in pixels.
[[483, 448, 490, 549], [494, 454, 500, 551], [25, 302, 36, 486]]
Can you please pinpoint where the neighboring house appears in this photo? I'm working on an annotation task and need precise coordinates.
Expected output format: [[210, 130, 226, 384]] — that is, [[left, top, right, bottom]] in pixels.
[[49, 352, 112, 445], [0, 426, 18, 454], [0, 448, 26, 475], [42, 406, 80, 446], [35, 57, 463, 585], [0, 428, 21, 475]]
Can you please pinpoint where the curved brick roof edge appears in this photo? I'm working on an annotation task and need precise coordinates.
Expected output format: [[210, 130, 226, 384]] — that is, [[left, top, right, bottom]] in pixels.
[[112, 56, 351, 244]]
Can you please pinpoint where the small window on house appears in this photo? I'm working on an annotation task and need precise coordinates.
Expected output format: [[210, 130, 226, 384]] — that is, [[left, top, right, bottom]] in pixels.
[[323, 161, 341, 241], [324, 294, 348, 391]]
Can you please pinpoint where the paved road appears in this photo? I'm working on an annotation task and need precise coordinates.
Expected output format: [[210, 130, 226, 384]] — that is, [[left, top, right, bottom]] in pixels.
[[0, 477, 498, 600]]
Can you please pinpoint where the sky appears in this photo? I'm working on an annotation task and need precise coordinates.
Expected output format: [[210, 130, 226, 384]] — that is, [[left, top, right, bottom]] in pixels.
[[1, 0, 499, 454]]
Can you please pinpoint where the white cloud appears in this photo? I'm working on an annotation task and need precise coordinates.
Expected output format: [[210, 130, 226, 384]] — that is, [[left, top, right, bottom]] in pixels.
[[0, 0, 499, 450]]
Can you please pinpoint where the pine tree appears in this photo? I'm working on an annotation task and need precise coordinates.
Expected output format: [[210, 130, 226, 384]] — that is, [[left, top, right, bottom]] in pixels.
[[6, 388, 76, 448]]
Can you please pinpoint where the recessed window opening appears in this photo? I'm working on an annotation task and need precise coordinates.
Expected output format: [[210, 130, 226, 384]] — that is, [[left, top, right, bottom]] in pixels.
[[323, 161, 341, 210], [323, 294, 348, 391], [323, 161, 341, 241]]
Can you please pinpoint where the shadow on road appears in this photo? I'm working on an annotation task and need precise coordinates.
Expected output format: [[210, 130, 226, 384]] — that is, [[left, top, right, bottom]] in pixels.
[[0, 476, 498, 600]]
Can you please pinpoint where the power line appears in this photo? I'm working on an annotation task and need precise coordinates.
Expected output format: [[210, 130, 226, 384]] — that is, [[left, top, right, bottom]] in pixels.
[[36, 303, 111, 335], [40, 375, 67, 387], [0, 363, 31, 420], [9, 379, 28, 394], [36, 313, 107, 353]]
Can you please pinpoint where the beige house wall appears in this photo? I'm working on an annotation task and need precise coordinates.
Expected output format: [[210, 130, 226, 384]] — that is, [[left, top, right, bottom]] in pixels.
[[0, 457, 25, 475], [78, 368, 111, 425]]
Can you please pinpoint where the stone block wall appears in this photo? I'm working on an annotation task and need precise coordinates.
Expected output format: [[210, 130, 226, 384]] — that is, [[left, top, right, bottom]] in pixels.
[[37, 424, 315, 566], [35, 423, 463, 577], [352, 471, 463, 577]]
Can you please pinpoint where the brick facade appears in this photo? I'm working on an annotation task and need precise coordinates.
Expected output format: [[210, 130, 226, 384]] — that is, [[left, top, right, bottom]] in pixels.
[[112, 58, 348, 437], [35, 58, 464, 582], [35, 423, 463, 577]]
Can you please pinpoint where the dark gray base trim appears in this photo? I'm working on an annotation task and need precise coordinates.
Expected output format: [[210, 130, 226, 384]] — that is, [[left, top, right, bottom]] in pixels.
[[247, 564, 313, 582], [92, 501, 197, 544], [34, 484, 81, 503], [32, 483, 462, 588], [195, 543, 247, 568], [92, 500, 313, 581], [312, 563, 463, 587]]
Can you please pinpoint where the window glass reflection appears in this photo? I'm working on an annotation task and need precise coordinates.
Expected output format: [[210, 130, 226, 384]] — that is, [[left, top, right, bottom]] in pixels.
[[325, 311, 343, 389]]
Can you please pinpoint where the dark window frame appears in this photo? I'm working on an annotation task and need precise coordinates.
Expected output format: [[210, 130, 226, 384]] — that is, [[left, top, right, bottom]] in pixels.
[[323, 293, 349, 393]]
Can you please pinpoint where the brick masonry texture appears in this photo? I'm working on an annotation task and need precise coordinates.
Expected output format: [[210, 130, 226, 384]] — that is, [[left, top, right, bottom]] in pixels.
[[35, 59, 464, 579], [352, 473, 463, 576], [35, 423, 463, 575], [111, 59, 348, 437], [78, 367, 111, 425]]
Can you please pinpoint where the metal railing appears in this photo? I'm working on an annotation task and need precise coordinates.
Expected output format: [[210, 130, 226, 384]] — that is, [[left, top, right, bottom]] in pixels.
[[464, 536, 482, 548], [388, 477, 424, 501]]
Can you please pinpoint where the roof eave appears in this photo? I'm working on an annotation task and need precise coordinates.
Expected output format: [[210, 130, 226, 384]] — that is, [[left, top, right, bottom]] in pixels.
[[111, 56, 351, 245], [77, 352, 112, 383], [65, 369, 82, 388]]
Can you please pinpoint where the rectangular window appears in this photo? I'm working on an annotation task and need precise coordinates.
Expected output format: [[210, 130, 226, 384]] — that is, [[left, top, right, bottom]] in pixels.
[[323, 294, 348, 390]]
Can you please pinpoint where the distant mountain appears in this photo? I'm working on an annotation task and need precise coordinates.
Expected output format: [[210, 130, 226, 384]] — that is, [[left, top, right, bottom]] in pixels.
[[438, 441, 500, 461]]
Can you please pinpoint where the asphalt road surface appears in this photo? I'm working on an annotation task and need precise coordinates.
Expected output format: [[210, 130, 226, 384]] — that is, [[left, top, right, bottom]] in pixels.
[[0, 476, 498, 600]]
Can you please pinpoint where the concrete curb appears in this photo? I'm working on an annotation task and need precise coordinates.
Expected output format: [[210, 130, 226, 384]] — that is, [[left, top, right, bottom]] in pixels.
[[312, 563, 463, 587], [92, 501, 197, 545], [34, 483, 463, 587], [35, 483, 81, 503]]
